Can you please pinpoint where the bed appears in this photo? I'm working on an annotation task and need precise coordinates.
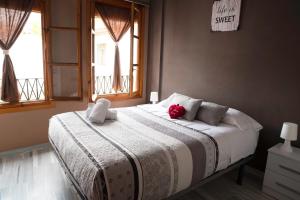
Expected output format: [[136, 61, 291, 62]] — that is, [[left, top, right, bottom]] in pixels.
[[48, 104, 260, 200]]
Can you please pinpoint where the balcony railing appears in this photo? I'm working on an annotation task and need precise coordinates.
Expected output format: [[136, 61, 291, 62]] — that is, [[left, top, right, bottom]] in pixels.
[[0, 75, 129, 103], [0, 78, 45, 103], [95, 75, 129, 95]]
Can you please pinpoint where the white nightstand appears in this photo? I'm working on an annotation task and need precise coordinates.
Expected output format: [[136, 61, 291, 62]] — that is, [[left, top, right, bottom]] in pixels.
[[263, 143, 300, 200]]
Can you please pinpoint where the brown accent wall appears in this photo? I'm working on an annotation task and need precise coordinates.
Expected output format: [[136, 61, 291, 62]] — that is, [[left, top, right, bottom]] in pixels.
[[147, 0, 300, 170], [146, 0, 164, 100]]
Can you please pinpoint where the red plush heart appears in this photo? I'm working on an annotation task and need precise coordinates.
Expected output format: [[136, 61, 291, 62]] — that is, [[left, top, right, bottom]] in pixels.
[[168, 104, 186, 119]]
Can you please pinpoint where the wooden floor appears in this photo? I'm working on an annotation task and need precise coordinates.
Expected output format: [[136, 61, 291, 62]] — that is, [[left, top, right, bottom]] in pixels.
[[0, 144, 275, 200]]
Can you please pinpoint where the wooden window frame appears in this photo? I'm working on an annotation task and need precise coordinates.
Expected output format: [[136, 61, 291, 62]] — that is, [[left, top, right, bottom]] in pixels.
[[45, 0, 82, 101], [87, 0, 145, 102], [0, 0, 53, 113]]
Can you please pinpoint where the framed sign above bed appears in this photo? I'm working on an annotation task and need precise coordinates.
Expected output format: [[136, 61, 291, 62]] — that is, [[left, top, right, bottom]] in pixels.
[[211, 0, 242, 32]]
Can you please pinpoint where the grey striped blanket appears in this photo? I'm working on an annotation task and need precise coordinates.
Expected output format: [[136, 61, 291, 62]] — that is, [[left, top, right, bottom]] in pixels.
[[48, 106, 219, 200]]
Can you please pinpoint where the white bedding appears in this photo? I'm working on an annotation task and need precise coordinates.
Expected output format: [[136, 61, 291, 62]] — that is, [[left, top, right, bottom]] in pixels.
[[49, 104, 260, 200], [138, 104, 259, 171]]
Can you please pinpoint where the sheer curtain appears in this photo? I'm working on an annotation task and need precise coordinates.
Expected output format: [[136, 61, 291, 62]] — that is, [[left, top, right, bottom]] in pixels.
[[0, 0, 34, 102], [95, 3, 131, 92]]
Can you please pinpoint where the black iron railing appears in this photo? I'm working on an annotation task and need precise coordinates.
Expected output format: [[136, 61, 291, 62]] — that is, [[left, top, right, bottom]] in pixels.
[[0, 78, 45, 102], [95, 75, 129, 95], [0, 75, 129, 103]]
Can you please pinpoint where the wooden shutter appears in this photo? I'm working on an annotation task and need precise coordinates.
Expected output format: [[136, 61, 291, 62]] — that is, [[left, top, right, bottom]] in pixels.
[[46, 0, 82, 100], [130, 4, 144, 97], [91, 1, 96, 96]]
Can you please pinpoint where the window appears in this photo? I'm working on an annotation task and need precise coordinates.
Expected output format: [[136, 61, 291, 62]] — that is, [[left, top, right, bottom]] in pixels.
[[47, 0, 82, 100], [96, 43, 107, 65], [0, 5, 48, 106], [90, 0, 145, 100]]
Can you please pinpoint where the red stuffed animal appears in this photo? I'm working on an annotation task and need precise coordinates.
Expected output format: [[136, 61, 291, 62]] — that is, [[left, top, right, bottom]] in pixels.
[[168, 104, 186, 119]]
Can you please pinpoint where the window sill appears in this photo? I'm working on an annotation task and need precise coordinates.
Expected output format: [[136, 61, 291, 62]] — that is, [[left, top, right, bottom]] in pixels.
[[92, 93, 142, 102], [0, 100, 55, 114]]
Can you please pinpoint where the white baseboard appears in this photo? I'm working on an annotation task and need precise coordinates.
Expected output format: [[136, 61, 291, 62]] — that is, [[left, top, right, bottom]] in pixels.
[[0, 143, 50, 158]]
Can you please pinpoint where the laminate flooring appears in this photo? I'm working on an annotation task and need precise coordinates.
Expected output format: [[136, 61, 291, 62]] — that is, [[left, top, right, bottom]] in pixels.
[[0, 144, 275, 200]]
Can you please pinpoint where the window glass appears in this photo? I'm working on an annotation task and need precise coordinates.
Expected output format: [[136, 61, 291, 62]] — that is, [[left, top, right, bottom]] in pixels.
[[52, 66, 78, 97], [92, 3, 144, 98], [51, 0, 77, 27], [96, 43, 107, 65], [133, 38, 139, 65], [133, 67, 138, 93], [51, 30, 78, 63], [94, 16, 130, 94], [0, 12, 44, 102], [134, 10, 140, 37]]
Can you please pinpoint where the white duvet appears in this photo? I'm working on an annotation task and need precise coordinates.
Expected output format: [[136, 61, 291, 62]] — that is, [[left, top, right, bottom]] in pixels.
[[138, 104, 260, 171]]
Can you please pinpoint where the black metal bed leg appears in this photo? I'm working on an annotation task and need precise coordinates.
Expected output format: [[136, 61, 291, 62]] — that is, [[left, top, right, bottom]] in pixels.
[[237, 164, 245, 185]]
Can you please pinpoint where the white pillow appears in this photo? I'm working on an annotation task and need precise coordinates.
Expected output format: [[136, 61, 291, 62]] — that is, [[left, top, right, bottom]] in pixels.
[[159, 93, 191, 108], [158, 93, 177, 108], [159, 93, 202, 121], [88, 102, 109, 124], [222, 108, 263, 132], [169, 93, 191, 105]]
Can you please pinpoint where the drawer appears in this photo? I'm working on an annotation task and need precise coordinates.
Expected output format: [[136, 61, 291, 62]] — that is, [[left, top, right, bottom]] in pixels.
[[266, 152, 300, 182], [263, 170, 300, 200]]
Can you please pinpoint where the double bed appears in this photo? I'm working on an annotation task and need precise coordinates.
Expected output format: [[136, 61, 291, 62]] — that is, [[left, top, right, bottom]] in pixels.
[[48, 104, 260, 200]]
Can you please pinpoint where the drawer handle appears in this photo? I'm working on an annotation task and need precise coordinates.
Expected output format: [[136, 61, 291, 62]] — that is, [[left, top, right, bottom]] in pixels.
[[279, 165, 300, 176], [276, 182, 300, 196]]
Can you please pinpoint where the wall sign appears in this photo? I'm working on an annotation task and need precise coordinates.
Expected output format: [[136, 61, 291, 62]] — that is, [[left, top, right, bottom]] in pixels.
[[211, 0, 241, 32]]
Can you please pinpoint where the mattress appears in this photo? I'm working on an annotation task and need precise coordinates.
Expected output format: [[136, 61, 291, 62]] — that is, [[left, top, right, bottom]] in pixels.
[[48, 105, 259, 200]]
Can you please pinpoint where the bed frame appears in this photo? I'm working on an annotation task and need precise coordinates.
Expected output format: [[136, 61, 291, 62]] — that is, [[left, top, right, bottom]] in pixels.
[[166, 155, 253, 199], [50, 137, 253, 200]]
